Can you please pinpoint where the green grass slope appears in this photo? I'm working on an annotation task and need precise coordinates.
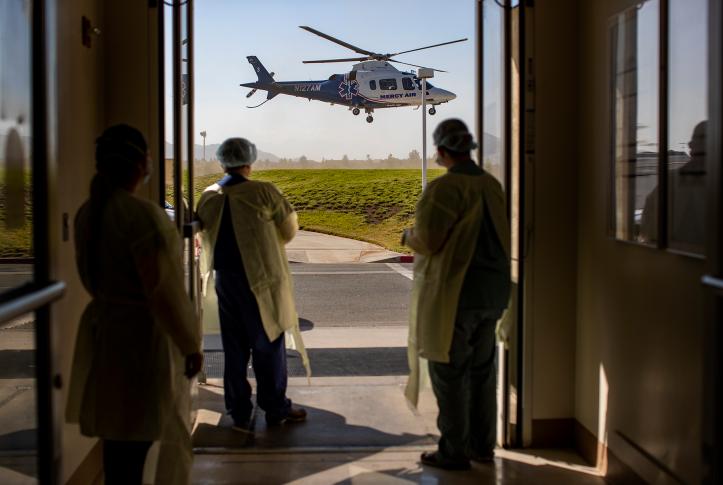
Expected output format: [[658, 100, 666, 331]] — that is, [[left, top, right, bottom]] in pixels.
[[0, 169, 34, 258], [193, 169, 445, 253]]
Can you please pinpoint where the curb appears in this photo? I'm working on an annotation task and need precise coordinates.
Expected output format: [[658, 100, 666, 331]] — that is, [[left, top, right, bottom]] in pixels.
[[400, 255, 414, 263]]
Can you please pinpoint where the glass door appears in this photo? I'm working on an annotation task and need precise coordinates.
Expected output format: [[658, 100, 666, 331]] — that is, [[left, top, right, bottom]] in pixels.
[[163, 0, 202, 401], [481, 0, 529, 449], [0, 0, 65, 482]]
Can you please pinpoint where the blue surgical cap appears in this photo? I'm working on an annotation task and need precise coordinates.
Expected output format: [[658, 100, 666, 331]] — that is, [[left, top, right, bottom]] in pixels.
[[217, 138, 257, 168]]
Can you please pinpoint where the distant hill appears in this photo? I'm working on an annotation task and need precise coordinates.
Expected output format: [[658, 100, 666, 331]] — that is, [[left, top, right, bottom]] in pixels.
[[481, 132, 501, 158], [164, 142, 280, 162]]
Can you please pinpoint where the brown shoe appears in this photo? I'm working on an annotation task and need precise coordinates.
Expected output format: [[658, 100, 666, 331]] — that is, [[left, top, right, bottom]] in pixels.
[[283, 406, 307, 423], [268, 406, 307, 425]]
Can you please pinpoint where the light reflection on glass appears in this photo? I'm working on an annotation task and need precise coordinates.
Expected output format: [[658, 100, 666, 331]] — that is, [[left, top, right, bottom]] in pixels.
[[667, 0, 707, 254], [610, 0, 660, 245], [482, 0, 506, 186]]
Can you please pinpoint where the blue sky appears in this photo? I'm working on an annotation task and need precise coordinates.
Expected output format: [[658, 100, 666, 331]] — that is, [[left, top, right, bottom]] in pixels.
[[170, 0, 477, 161]]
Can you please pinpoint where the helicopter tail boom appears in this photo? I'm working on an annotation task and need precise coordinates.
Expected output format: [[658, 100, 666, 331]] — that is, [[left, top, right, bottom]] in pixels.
[[246, 56, 275, 84]]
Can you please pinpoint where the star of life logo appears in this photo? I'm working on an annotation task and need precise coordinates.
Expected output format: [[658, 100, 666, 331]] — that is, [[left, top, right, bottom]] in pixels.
[[338, 75, 360, 100]]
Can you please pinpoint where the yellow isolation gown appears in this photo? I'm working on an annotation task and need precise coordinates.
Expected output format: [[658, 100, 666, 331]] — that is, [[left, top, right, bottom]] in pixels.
[[404, 170, 511, 406], [67, 188, 202, 483], [196, 178, 310, 378]]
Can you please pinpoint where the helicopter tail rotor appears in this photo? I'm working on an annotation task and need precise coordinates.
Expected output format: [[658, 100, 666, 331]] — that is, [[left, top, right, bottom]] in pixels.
[[246, 71, 273, 98]]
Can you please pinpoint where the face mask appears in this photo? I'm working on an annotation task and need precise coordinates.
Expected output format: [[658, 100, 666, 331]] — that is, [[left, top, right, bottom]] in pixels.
[[143, 161, 154, 185]]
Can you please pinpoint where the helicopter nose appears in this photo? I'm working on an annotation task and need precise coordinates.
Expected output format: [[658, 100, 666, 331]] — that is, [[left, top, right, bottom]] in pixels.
[[431, 88, 456, 101]]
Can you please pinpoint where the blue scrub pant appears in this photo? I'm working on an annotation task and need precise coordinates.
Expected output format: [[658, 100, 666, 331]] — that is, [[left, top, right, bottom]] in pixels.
[[428, 308, 501, 465], [215, 269, 291, 424]]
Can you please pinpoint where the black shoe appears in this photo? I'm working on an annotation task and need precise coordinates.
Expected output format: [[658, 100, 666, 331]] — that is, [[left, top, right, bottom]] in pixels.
[[231, 419, 251, 432], [420, 451, 471, 470], [471, 452, 494, 463]]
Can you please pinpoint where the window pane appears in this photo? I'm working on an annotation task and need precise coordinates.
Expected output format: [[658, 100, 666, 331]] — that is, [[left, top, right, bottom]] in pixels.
[[609, 1, 660, 244], [667, 0, 707, 254], [482, 0, 505, 186], [379, 79, 397, 90], [369, 80, 376, 90], [402, 77, 414, 90], [0, 311, 38, 479], [0, 0, 34, 292]]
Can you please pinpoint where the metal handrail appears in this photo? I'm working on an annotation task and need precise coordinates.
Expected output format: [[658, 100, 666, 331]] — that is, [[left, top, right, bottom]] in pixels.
[[0, 281, 66, 325], [702, 274, 723, 296]]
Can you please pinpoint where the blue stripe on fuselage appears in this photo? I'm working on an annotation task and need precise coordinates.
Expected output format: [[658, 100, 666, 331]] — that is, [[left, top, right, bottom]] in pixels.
[[240, 76, 399, 108]]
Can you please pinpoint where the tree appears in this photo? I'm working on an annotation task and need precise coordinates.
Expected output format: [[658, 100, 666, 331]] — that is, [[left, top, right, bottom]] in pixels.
[[299, 155, 308, 163], [342, 154, 349, 162], [366, 154, 371, 161], [408, 149, 421, 161], [484, 158, 492, 172], [387, 153, 395, 160]]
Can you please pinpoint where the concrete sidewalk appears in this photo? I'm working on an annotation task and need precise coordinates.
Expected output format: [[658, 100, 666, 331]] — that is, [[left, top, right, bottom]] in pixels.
[[286, 231, 404, 264]]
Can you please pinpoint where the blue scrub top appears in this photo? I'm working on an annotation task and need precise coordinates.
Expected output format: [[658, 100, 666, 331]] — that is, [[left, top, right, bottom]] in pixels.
[[213, 173, 248, 278]]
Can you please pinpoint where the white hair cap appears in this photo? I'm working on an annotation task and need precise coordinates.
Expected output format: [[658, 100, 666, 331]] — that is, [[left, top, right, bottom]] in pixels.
[[217, 138, 257, 168]]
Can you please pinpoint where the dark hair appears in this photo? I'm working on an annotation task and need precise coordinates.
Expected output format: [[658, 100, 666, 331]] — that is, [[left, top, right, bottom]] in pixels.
[[87, 124, 148, 288]]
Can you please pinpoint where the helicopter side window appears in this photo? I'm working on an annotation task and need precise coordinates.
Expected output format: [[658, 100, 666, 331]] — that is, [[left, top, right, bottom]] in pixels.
[[402, 77, 415, 90], [414, 79, 422, 90], [379, 79, 397, 90], [369, 80, 376, 90], [329, 74, 340, 81]]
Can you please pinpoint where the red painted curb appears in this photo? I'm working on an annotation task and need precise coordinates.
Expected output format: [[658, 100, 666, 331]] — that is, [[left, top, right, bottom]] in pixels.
[[400, 255, 414, 263]]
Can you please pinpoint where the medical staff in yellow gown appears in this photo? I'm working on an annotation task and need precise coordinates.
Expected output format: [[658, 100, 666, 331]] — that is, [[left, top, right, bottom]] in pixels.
[[403, 119, 511, 470], [197, 137, 309, 428], [66, 125, 202, 485]]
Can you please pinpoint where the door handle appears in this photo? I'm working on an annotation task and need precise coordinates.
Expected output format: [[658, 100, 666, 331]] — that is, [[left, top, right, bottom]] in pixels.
[[0, 281, 66, 325]]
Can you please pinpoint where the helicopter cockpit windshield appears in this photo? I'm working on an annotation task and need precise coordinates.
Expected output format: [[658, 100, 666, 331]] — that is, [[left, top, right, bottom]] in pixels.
[[414, 79, 435, 90]]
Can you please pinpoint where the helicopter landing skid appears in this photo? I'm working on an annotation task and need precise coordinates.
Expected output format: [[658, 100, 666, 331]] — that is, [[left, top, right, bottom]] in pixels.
[[247, 99, 271, 109]]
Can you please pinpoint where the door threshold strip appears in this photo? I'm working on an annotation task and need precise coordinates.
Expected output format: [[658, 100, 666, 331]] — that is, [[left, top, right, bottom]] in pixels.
[[193, 444, 438, 455]]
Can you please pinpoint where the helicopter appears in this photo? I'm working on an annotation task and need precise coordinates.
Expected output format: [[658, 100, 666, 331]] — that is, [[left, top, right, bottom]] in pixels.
[[240, 26, 465, 123]]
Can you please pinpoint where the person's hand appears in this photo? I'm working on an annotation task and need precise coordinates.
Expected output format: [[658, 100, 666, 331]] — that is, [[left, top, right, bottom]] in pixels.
[[185, 352, 204, 378], [401, 229, 409, 246]]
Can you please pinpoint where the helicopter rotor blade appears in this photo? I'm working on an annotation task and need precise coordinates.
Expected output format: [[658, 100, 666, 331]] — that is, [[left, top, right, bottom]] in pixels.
[[388, 59, 448, 73], [390, 38, 468, 57], [299, 26, 377, 57], [302, 57, 370, 64]]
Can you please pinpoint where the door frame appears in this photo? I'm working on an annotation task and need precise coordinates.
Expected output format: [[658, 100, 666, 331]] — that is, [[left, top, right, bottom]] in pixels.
[[0, 0, 66, 482]]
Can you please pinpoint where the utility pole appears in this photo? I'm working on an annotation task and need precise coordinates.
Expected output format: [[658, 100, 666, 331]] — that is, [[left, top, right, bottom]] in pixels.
[[417, 69, 434, 189], [200, 131, 207, 160]]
